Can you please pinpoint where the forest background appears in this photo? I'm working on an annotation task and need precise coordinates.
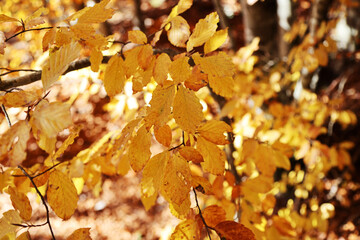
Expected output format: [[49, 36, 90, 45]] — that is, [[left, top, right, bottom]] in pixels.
[[0, 0, 360, 239]]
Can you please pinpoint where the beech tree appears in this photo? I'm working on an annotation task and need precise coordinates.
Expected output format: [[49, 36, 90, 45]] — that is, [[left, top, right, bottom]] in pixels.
[[0, 0, 359, 239]]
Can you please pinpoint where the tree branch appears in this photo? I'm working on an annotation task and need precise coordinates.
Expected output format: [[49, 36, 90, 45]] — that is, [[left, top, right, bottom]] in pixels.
[[193, 188, 213, 239], [0, 56, 111, 91]]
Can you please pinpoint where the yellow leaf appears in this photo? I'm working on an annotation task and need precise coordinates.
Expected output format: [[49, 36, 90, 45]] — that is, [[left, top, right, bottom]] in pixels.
[[103, 54, 126, 97], [170, 219, 200, 240], [66, 228, 92, 240], [141, 151, 168, 198], [169, 55, 191, 84], [51, 125, 82, 161], [215, 221, 256, 240], [42, 28, 56, 51], [0, 171, 11, 193], [0, 210, 22, 239], [141, 191, 158, 211], [198, 120, 231, 145], [254, 145, 277, 177], [90, 49, 103, 72], [124, 45, 153, 74], [197, 136, 225, 175], [184, 65, 208, 91], [0, 89, 42, 108], [16, 231, 31, 240], [47, 170, 78, 220], [273, 149, 291, 170], [187, 12, 219, 52], [42, 41, 81, 89], [191, 175, 213, 194], [161, 154, 191, 206], [243, 175, 273, 193], [167, 16, 190, 48], [0, 120, 31, 167], [168, 193, 191, 219], [0, 14, 19, 23], [77, 0, 114, 24], [154, 124, 172, 147], [179, 146, 204, 163], [177, 0, 193, 15], [153, 53, 172, 86], [202, 205, 226, 228], [173, 85, 203, 133], [128, 30, 147, 44], [145, 85, 175, 128], [204, 28, 228, 54], [55, 27, 74, 47], [24, 7, 47, 29], [7, 187, 32, 221], [128, 125, 152, 172]]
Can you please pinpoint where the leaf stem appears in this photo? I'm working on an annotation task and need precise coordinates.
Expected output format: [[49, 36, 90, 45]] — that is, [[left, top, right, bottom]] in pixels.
[[5, 27, 53, 42]]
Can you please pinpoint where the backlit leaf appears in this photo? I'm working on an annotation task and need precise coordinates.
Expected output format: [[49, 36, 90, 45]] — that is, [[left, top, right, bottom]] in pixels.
[[184, 65, 208, 91], [215, 221, 256, 240], [51, 125, 82, 161], [0, 14, 19, 23], [154, 124, 172, 147], [47, 170, 78, 220], [7, 187, 32, 221], [187, 12, 219, 52], [128, 125, 152, 172], [272, 216, 297, 237], [0, 210, 22, 239], [77, 0, 114, 24], [197, 120, 231, 145], [197, 136, 225, 175], [128, 30, 147, 44], [42, 41, 81, 89], [202, 205, 226, 228], [204, 28, 228, 54], [103, 54, 126, 97], [179, 146, 203, 163], [153, 53, 172, 85], [67, 228, 92, 240], [173, 85, 203, 133], [0, 89, 43, 107], [170, 219, 200, 240], [161, 154, 191, 206], [167, 16, 190, 48], [169, 55, 191, 84]]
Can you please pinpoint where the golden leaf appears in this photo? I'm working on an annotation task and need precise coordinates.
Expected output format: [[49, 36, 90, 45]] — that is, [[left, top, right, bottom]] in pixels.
[[197, 136, 225, 175], [0, 210, 22, 239], [215, 221, 256, 240], [16, 231, 31, 240], [24, 7, 47, 29], [0, 14, 19, 23], [51, 125, 82, 161], [128, 125, 152, 172], [184, 65, 208, 91], [177, 0, 193, 15], [141, 151, 168, 198], [128, 30, 147, 44], [124, 45, 153, 74], [0, 120, 31, 167], [197, 120, 231, 145], [0, 89, 42, 108], [90, 49, 103, 72], [173, 85, 203, 133], [204, 28, 228, 54], [0, 171, 11, 193], [179, 146, 204, 163], [141, 191, 158, 211], [168, 194, 191, 219], [191, 175, 213, 194], [103, 54, 126, 97], [47, 170, 78, 220], [145, 85, 175, 128], [242, 175, 273, 193], [77, 0, 114, 24], [42, 41, 81, 89], [42, 28, 56, 52], [7, 186, 32, 221], [170, 219, 200, 240], [154, 124, 172, 147], [161, 154, 191, 206], [169, 55, 191, 84], [272, 216, 297, 237], [202, 205, 226, 228], [66, 228, 92, 240], [187, 12, 219, 52], [153, 53, 172, 86], [167, 16, 190, 48]]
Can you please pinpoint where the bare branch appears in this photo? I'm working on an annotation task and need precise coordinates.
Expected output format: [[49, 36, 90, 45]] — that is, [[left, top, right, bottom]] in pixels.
[[193, 188, 213, 239]]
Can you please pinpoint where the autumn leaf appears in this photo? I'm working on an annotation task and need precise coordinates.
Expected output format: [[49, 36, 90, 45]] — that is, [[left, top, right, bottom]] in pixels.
[[128, 30, 147, 44], [204, 28, 228, 54], [50, 125, 82, 161], [179, 146, 204, 163], [197, 120, 232, 145], [0, 89, 43, 108], [47, 170, 78, 220], [170, 219, 200, 240], [7, 186, 32, 221], [154, 124, 172, 147], [167, 16, 190, 48], [202, 205, 226, 228], [90, 49, 103, 72], [24, 7, 47, 29], [169, 55, 192, 84], [197, 136, 226, 175], [191, 175, 213, 194], [128, 125, 152, 172], [42, 41, 81, 89], [0, 210, 22, 239], [215, 221, 256, 240], [184, 65, 208, 91], [173, 85, 203, 133], [272, 215, 297, 237], [67, 228, 92, 240], [103, 54, 126, 97], [187, 12, 219, 52], [0, 14, 19, 23], [153, 53, 172, 85], [77, 0, 114, 24]]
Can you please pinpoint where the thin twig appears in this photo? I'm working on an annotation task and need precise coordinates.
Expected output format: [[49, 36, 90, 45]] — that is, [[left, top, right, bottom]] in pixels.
[[0, 69, 40, 77], [193, 188, 212, 239], [18, 166, 56, 240], [5, 27, 53, 42], [1, 104, 12, 127], [12, 222, 48, 228]]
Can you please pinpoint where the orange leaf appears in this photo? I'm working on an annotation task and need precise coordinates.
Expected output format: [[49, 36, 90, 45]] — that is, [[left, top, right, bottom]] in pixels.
[[173, 85, 203, 133], [128, 30, 147, 44], [67, 228, 92, 240], [7, 186, 32, 221], [191, 175, 213, 194], [169, 55, 191, 84], [77, 0, 114, 24], [170, 219, 200, 240], [47, 170, 78, 220], [154, 124, 172, 147], [103, 54, 126, 97], [179, 146, 204, 163], [197, 120, 231, 145], [184, 65, 208, 91], [215, 221, 256, 240], [0, 89, 42, 108], [90, 49, 103, 72], [128, 125, 152, 172], [202, 205, 226, 228], [197, 136, 225, 175], [153, 53, 172, 86]]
